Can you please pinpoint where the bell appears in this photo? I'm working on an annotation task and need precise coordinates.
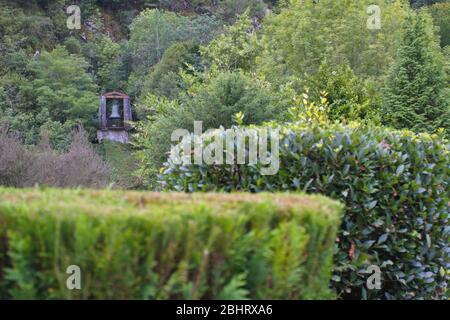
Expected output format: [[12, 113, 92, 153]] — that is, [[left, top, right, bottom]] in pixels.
[[109, 100, 121, 119]]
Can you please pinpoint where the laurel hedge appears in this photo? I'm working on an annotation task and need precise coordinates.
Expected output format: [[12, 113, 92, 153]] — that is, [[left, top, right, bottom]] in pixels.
[[0, 188, 342, 299], [160, 122, 450, 300]]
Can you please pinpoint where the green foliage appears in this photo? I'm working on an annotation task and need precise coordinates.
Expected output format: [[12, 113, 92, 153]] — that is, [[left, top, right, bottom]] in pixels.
[[0, 0, 448, 301], [91, 35, 126, 92], [305, 62, 381, 124], [127, 9, 222, 97], [0, 96, 38, 146], [427, 2, 450, 48], [134, 71, 284, 188], [160, 122, 450, 300], [382, 13, 450, 135], [186, 71, 282, 128], [64, 37, 82, 55], [127, 9, 190, 96], [0, 4, 57, 64], [201, 11, 260, 71], [0, 188, 342, 299], [287, 91, 330, 124], [21, 46, 99, 138], [218, 0, 268, 22], [39, 118, 79, 150], [410, 0, 448, 8], [258, 0, 409, 86], [0, 3, 63, 145], [97, 140, 141, 189], [128, 9, 188, 66], [140, 41, 200, 100], [0, 74, 77, 148]]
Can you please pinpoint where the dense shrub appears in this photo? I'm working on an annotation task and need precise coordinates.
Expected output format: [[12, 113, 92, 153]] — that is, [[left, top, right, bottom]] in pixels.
[[0, 188, 342, 299], [160, 122, 450, 299], [0, 127, 110, 188], [0, 127, 31, 187]]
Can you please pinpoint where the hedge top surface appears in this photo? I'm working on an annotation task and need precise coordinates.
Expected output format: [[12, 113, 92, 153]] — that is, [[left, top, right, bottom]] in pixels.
[[0, 187, 342, 220], [0, 188, 343, 300]]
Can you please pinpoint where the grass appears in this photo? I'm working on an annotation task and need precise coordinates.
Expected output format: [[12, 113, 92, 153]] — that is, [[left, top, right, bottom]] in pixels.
[[97, 140, 141, 189]]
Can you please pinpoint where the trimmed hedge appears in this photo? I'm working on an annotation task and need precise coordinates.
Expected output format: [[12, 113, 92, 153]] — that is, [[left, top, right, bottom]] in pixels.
[[160, 122, 450, 300], [0, 188, 342, 299]]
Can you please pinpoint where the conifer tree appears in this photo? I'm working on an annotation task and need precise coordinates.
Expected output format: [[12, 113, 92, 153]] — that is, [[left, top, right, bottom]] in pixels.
[[382, 13, 449, 134]]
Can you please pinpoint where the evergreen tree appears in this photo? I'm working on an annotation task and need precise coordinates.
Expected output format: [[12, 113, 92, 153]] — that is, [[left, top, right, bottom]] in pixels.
[[382, 13, 449, 134]]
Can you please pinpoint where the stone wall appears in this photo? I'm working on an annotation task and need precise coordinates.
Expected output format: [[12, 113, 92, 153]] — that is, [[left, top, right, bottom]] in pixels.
[[97, 130, 129, 143]]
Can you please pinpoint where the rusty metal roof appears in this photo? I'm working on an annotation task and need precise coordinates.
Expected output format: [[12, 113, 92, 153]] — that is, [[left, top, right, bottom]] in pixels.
[[102, 91, 129, 99]]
